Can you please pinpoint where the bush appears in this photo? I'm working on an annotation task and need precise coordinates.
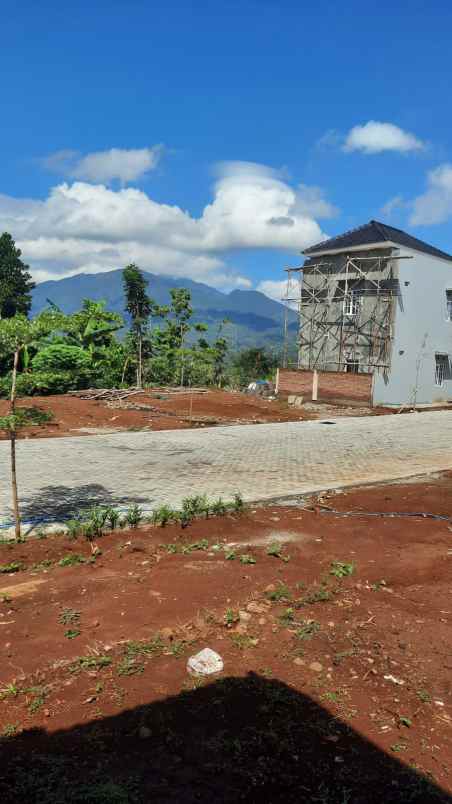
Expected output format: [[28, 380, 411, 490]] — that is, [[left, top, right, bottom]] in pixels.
[[31, 344, 92, 373], [0, 370, 86, 397]]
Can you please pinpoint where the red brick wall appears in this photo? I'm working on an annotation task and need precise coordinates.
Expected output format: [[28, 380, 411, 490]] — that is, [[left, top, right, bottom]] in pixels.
[[277, 369, 373, 405]]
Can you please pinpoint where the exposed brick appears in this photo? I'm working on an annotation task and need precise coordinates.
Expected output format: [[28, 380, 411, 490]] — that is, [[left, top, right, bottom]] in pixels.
[[278, 369, 372, 404]]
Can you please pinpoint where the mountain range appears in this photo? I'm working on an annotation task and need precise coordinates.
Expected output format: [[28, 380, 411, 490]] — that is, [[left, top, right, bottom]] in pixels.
[[31, 270, 298, 350]]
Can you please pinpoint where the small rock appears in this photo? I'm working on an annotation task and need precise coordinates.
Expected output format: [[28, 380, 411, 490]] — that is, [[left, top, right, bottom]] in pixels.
[[92, 620, 100, 628], [247, 601, 269, 614], [43, 708, 50, 717], [187, 648, 224, 677], [139, 726, 151, 739], [309, 661, 323, 673], [258, 617, 267, 626], [239, 610, 252, 622], [293, 657, 305, 666], [161, 627, 174, 640], [264, 584, 275, 593]]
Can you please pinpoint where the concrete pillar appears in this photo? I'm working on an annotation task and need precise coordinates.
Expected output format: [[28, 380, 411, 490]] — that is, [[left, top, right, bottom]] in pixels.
[[312, 370, 318, 401]]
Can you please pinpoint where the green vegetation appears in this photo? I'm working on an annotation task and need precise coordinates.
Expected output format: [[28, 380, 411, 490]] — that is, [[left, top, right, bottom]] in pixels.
[[58, 553, 86, 567], [0, 560, 24, 573], [330, 561, 355, 579], [266, 582, 292, 602]]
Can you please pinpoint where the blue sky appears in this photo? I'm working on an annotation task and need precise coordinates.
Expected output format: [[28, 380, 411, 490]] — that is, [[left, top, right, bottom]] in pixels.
[[2, 0, 452, 297]]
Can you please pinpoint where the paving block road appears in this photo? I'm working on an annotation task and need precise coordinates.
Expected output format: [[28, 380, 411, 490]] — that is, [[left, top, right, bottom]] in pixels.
[[1, 411, 452, 527]]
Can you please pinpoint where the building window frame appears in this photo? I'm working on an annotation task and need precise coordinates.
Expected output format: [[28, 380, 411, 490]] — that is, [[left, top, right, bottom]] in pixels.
[[446, 290, 452, 321], [435, 353, 450, 386], [343, 290, 361, 317]]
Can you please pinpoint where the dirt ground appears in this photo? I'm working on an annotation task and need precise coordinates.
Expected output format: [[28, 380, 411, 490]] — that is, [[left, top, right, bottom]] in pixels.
[[1, 474, 452, 802], [0, 388, 386, 440]]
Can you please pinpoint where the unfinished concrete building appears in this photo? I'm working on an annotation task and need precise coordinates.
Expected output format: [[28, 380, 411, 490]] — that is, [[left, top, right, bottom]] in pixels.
[[280, 220, 452, 406]]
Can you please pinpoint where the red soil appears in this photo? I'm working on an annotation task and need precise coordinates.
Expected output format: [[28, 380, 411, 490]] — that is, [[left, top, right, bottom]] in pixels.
[[1, 475, 451, 801]]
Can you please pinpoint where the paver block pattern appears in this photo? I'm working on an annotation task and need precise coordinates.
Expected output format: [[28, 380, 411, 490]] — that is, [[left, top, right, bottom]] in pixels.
[[1, 411, 452, 525]]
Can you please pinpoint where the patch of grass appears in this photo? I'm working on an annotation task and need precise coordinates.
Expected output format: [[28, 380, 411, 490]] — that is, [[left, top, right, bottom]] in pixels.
[[239, 554, 256, 565], [168, 640, 186, 657], [181, 538, 209, 554], [211, 498, 227, 517], [152, 505, 177, 527], [232, 492, 245, 513], [266, 542, 283, 558], [70, 655, 112, 672], [29, 559, 53, 572], [58, 607, 81, 626], [27, 686, 47, 714], [330, 561, 355, 579], [230, 633, 258, 650], [371, 579, 387, 591], [224, 549, 236, 560], [117, 656, 144, 676], [0, 561, 24, 574], [125, 504, 143, 528], [266, 582, 292, 602], [278, 607, 295, 626], [64, 629, 80, 639], [65, 518, 84, 539], [0, 682, 20, 700], [417, 689, 431, 703], [58, 553, 86, 567], [1, 723, 18, 739], [295, 620, 321, 641], [224, 608, 240, 626], [297, 585, 332, 606], [391, 741, 408, 753]]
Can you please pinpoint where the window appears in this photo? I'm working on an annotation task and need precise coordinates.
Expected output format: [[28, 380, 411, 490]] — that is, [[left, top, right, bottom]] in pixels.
[[446, 290, 452, 321], [345, 357, 360, 374], [435, 354, 451, 386], [343, 291, 361, 317]]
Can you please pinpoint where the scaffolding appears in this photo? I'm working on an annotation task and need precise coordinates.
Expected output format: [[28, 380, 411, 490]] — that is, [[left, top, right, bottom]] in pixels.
[[282, 252, 409, 374]]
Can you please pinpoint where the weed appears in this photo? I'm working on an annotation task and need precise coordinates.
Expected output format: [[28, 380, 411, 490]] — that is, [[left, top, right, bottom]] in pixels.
[[169, 640, 186, 657], [123, 636, 165, 659], [165, 543, 179, 554], [417, 689, 431, 703], [58, 607, 81, 626], [27, 687, 47, 714], [64, 629, 80, 639], [181, 495, 209, 523], [297, 586, 332, 606], [70, 655, 112, 672], [126, 504, 143, 528], [58, 553, 86, 567], [266, 582, 292, 602], [0, 561, 24, 574], [230, 633, 258, 650], [30, 559, 53, 572], [0, 682, 20, 700], [371, 579, 387, 591], [224, 549, 236, 560], [333, 649, 356, 666], [211, 497, 227, 517], [278, 607, 295, 626], [0, 594, 12, 603], [321, 691, 341, 703], [1, 723, 18, 739], [399, 716, 412, 728], [266, 542, 283, 558], [232, 492, 245, 513], [34, 527, 48, 540], [181, 538, 209, 554], [66, 518, 83, 539], [152, 505, 176, 527], [224, 608, 239, 626], [260, 667, 273, 677], [391, 741, 408, 753], [117, 657, 144, 676], [295, 620, 320, 641], [239, 554, 256, 565], [105, 507, 120, 530], [330, 561, 355, 579]]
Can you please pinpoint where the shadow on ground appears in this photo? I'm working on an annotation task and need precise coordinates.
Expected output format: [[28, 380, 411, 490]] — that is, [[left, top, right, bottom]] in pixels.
[[19, 483, 150, 523], [0, 672, 450, 803]]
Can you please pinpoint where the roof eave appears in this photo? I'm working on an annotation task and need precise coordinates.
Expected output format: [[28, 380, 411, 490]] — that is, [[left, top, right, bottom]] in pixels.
[[303, 240, 397, 258]]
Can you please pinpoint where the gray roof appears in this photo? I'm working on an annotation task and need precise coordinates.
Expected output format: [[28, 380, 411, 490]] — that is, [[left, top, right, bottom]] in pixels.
[[303, 220, 452, 263]]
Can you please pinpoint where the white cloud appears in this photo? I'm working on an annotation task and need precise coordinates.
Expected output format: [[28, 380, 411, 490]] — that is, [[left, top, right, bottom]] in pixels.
[[409, 163, 452, 225], [256, 279, 290, 301], [343, 121, 425, 154], [381, 195, 406, 217], [1, 161, 332, 289], [42, 146, 163, 183]]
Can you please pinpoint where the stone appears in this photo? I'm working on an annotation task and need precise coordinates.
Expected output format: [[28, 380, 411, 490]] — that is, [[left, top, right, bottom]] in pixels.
[[288, 395, 296, 406], [161, 627, 175, 640], [263, 584, 276, 594], [246, 602, 269, 614], [187, 648, 224, 677], [139, 726, 151, 739], [258, 617, 267, 626], [309, 661, 323, 673], [239, 610, 252, 622], [293, 657, 305, 666], [294, 396, 304, 408]]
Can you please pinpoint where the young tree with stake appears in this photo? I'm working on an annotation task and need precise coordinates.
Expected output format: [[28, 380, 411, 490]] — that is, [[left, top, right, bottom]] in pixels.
[[0, 312, 61, 540], [122, 264, 152, 389]]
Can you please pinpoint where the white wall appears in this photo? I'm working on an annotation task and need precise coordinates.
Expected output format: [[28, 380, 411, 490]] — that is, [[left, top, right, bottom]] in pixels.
[[373, 247, 452, 405]]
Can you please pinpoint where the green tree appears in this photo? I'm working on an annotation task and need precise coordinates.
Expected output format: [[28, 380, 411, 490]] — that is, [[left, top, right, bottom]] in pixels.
[[230, 347, 278, 387], [0, 233, 35, 319], [122, 265, 153, 389], [0, 312, 61, 538]]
